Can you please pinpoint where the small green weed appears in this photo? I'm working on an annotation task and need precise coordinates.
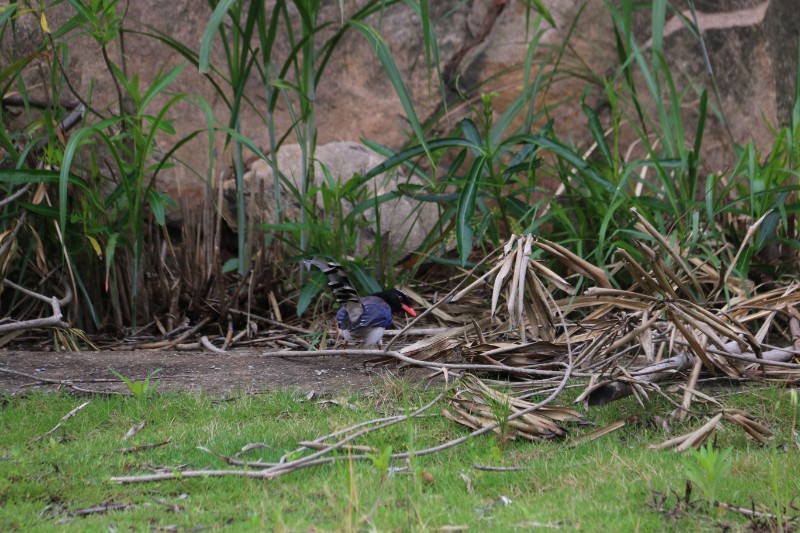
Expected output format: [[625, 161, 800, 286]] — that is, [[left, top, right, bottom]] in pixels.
[[683, 441, 733, 507], [485, 386, 513, 449], [109, 367, 161, 401], [366, 445, 393, 481]]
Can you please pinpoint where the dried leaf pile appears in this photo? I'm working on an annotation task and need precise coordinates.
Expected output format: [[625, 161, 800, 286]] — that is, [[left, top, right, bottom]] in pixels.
[[106, 220, 800, 486], [397, 220, 799, 449]]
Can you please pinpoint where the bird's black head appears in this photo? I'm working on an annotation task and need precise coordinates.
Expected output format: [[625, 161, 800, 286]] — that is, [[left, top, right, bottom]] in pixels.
[[372, 288, 417, 317]]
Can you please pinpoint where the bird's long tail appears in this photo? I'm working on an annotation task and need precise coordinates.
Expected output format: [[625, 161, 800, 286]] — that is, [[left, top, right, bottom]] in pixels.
[[303, 257, 364, 321]]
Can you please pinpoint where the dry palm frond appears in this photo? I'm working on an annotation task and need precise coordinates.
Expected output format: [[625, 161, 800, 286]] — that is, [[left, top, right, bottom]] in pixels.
[[652, 409, 772, 451], [443, 376, 582, 441], [462, 340, 569, 368], [396, 231, 798, 428], [568, 416, 639, 448], [721, 409, 773, 444], [651, 413, 723, 451]]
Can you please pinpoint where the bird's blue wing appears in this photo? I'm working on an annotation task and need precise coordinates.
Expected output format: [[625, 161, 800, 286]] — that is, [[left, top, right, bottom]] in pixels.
[[351, 298, 393, 331]]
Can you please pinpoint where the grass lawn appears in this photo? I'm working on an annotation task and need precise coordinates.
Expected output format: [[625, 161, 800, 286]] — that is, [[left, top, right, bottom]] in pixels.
[[1, 381, 798, 532]]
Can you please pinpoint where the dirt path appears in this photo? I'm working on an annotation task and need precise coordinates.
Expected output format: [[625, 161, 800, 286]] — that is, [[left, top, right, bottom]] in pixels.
[[0, 349, 419, 396]]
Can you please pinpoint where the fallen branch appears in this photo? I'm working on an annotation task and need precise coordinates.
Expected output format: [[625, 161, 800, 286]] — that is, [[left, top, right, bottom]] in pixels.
[[472, 464, 530, 472], [585, 322, 800, 407], [717, 500, 798, 521], [253, 349, 586, 378], [0, 281, 72, 333], [115, 439, 171, 455], [0, 367, 124, 395], [132, 316, 212, 349]]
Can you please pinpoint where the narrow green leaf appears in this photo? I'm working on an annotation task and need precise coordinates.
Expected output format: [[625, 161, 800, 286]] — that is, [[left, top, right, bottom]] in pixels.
[[348, 20, 431, 163], [397, 184, 460, 203], [141, 64, 185, 111], [222, 258, 239, 273], [146, 189, 170, 226], [59, 128, 101, 236], [456, 157, 486, 266], [259, 222, 334, 235], [529, 0, 556, 27], [297, 274, 323, 316], [347, 263, 381, 294], [461, 119, 483, 154], [344, 191, 402, 226], [359, 138, 475, 185], [693, 88, 707, 156], [65, 0, 96, 25], [509, 133, 615, 193], [105, 233, 120, 283], [581, 92, 612, 166], [199, 0, 238, 74]]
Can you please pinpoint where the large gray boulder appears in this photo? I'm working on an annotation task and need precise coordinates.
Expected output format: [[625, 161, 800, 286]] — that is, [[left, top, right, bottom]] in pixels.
[[222, 142, 437, 257]]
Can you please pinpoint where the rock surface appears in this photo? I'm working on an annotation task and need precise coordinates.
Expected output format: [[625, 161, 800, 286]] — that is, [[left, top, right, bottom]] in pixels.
[[223, 142, 438, 256], [4, 0, 796, 228]]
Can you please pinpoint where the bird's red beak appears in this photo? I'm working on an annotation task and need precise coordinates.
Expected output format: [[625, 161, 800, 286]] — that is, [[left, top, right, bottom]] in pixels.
[[401, 303, 416, 317]]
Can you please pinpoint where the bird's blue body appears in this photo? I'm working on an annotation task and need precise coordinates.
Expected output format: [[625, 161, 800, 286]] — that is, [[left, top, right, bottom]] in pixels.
[[335, 294, 395, 345], [304, 257, 416, 347]]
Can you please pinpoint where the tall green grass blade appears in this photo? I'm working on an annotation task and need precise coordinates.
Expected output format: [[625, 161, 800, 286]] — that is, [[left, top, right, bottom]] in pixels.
[[359, 138, 475, 185], [650, 0, 666, 56], [296, 273, 323, 316], [347, 263, 382, 294], [581, 91, 612, 166], [199, 0, 238, 74], [349, 20, 431, 163], [456, 157, 486, 266], [418, 0, 432, 88]]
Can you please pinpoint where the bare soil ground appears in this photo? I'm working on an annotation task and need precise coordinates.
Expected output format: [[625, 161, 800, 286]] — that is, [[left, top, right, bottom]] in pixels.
[[0, 349, 421, 396]]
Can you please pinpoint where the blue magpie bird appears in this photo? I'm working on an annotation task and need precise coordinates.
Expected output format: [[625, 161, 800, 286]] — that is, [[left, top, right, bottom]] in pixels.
[[303, 258, 416, 347]]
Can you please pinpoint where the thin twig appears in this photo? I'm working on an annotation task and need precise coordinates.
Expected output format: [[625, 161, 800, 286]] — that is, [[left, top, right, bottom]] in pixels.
[[35, 401, 90, 441], [472, 464, 530, 472], [384, 247, 505, 351], [0, 367, 124, 395], [0, 281, 72, 333]]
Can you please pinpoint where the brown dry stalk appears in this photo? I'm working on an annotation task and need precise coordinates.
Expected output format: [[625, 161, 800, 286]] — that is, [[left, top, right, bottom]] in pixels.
[[35, 401, 90, 441]]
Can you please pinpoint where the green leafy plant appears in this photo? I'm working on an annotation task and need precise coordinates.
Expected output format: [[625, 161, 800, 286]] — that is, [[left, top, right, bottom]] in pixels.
[[366, 445, 393, 482], [109, 367, 162, 401], [485, 386, 513, 449], [683, 441, 733, 507], [191, 0, 445, 277], [1, 0, 212, 331]]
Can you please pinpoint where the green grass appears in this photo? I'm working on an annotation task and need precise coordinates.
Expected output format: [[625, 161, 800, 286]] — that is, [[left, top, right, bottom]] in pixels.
[[1, 384, 798, 531]]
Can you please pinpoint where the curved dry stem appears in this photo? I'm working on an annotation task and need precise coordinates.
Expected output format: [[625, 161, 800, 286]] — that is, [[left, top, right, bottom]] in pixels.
[[384, 247, 505, 351]]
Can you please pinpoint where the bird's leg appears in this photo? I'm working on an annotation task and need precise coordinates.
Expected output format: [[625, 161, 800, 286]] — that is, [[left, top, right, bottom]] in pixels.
[[334, 325, 348, 349]]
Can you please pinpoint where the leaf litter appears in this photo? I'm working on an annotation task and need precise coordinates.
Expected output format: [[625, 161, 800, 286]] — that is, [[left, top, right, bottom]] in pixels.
[[108, 228, 800, 485]]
